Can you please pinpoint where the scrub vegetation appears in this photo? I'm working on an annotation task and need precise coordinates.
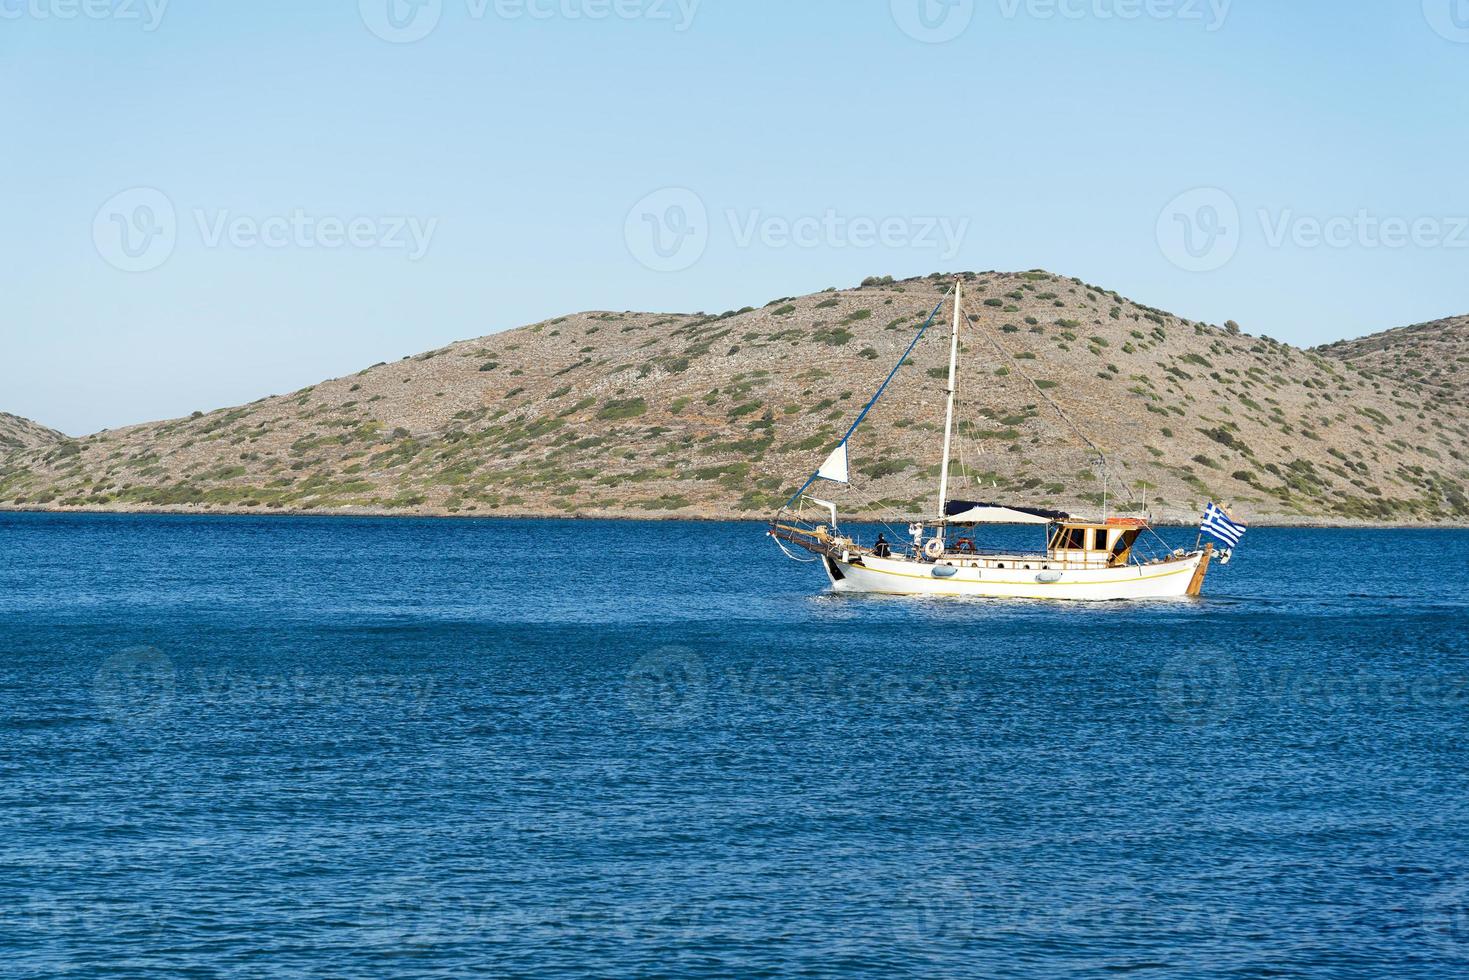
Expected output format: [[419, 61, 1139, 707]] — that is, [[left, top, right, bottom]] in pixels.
[[1, 272, 1465, 524]]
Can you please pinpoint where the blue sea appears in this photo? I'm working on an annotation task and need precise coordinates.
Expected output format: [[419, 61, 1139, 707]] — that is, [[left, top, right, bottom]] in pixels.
[[2, 513, 1467, 978]]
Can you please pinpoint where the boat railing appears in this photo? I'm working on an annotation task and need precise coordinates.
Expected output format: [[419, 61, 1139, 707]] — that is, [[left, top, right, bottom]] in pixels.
[[922, 551, 1194, 571], [934, 546, 1043, 559], [928, 547, 1116, 568]]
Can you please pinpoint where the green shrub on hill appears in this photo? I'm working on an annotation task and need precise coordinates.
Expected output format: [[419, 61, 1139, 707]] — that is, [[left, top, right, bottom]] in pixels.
[[598, 398, 647, 421]]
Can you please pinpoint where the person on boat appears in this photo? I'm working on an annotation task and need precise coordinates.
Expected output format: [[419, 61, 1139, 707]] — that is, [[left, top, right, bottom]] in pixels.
[[873, 533, 891, 558]]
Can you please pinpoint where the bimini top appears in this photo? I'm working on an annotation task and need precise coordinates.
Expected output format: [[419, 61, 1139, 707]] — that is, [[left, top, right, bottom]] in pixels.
[[943, 501, 1072, 525]]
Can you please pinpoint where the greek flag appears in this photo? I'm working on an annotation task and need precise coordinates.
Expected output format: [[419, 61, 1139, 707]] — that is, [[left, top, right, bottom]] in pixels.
[[1200, 503, 1247, 549]]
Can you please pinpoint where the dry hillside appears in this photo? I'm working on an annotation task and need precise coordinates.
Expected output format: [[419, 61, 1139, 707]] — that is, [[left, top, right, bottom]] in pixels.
[[0, 412, 64, 453], [2, 271, 1466, 524], [1316, 315, 1468, 409]]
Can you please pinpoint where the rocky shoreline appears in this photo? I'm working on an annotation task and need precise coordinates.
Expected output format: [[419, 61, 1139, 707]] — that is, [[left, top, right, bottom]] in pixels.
[[2, 501, 1459, 530]]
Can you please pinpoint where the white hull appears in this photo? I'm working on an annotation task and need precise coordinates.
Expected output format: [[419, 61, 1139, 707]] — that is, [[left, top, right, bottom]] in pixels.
[[822, 551, 1206, 601]]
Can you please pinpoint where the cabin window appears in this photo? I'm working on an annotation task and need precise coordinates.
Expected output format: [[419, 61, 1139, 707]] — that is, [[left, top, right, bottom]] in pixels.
[[1056, 527, 1085, 550]]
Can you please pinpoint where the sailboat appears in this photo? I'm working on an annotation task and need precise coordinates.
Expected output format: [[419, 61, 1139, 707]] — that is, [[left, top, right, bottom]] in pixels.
[[768, 280, 1214, 600]]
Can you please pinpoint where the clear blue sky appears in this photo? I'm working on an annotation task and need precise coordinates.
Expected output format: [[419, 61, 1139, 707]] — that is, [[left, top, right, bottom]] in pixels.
[[4, 0, 1467, 435]]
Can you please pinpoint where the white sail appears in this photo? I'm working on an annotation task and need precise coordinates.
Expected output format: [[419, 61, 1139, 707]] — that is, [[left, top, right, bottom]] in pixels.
[[816, 442, 849, 484]]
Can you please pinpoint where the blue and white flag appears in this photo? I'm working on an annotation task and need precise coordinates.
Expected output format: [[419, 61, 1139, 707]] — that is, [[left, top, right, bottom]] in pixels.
[[1200, 502, 1247, 550]]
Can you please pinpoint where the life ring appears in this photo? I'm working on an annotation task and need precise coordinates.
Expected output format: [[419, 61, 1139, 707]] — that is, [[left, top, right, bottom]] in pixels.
[[923, 538, 945, 560], [954, 537, 976, 554]]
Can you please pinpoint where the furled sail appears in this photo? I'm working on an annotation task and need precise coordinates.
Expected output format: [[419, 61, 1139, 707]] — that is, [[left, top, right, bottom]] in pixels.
[[943, 501, 1071, 525]]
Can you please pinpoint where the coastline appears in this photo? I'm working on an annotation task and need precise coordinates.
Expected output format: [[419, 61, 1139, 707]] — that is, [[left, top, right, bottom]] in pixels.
[[0, 502, 1459, 530]]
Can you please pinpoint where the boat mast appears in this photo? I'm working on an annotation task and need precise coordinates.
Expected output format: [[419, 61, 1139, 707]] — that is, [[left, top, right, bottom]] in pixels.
[[937, 280, 963, 522]]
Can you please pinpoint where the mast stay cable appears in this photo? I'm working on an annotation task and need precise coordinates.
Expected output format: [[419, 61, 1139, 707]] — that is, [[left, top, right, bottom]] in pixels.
[[970, 315, 1141, 514], [777, 286, 955, 514]]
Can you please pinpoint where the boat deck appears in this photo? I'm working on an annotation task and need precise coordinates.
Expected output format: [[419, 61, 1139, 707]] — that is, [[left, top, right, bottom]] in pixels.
[[771, 524, 1164, 573]]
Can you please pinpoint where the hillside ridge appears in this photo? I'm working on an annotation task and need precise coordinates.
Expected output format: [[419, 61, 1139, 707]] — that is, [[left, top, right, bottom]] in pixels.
[[2, 271, 1466, 525], [0, 412, 65, 453], [1315, 314, 1468, 407]]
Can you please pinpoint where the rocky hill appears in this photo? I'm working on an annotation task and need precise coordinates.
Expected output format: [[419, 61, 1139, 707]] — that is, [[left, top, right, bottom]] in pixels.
[[2, 271, 1465, 524], [1316, 315, 1468, 409], [0, 412, 64, 453]]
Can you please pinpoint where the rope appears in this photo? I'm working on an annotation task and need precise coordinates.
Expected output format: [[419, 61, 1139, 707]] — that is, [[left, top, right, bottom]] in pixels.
[[777, 287, 954, 514], [972, 318, 1141, 510], [841, 483, 911, 543], [773, 534, 821, 563]]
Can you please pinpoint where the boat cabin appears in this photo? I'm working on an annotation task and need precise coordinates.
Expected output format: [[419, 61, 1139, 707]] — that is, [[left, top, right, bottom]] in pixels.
[[1046, 520, 1144, 568]]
